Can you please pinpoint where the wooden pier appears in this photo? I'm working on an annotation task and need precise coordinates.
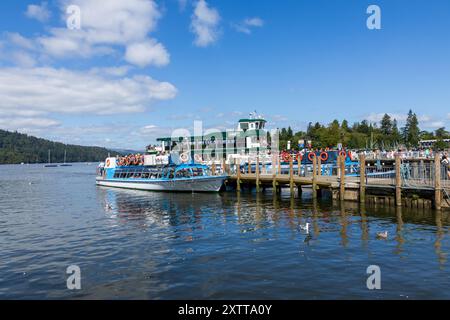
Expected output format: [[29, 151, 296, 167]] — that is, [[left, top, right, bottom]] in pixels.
[[219, 154, 450, 210]]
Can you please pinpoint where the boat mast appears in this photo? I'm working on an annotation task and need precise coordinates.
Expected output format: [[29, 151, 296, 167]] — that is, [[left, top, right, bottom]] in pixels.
[[48, 149, 51, 164]]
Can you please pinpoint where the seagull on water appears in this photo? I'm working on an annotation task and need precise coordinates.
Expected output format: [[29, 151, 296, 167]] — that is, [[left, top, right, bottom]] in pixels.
[[376, 231, 388, 239], [298, 222, 310, 234]]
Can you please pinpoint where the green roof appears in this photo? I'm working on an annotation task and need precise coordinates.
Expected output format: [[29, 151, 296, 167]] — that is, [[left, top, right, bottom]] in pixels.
[[238, 118, 267, 123]]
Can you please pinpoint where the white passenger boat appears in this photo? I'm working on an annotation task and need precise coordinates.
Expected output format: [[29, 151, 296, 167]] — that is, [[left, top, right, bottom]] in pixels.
[[96, 157, 227, 192]]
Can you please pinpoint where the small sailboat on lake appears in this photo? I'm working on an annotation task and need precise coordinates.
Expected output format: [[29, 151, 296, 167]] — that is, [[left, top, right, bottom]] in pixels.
[[44, 150, 58, 168], [60, 150, 72, 167]]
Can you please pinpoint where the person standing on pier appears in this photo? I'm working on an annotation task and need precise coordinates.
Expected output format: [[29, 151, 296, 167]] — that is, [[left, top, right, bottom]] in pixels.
[[441, 154, 450, 179]]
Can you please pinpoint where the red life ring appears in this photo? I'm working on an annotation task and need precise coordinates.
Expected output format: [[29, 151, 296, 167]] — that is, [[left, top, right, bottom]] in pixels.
[[308, 152, 316, 162], [339, 150, 347, 159], [319, 152, 328, 162], [106, 159, 110, 167], [282, 152, 292, 162], [295, 153, 303, 162], [347, 151, 353, 161]]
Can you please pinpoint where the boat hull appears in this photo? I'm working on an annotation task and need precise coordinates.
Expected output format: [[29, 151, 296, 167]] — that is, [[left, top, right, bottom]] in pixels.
[[96, 176, 227, 192]]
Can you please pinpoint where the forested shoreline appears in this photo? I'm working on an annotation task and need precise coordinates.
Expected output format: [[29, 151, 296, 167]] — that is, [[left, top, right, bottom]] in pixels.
[[0, 129, 120, 164]]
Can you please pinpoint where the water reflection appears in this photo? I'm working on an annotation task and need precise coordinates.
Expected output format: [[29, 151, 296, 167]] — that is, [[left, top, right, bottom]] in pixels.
[[360, 203, 369, 244], [3, 164, 450, 299], [394, 207, 404, 256], [97, 187, 450, 269], [434, 211, 447, 266]]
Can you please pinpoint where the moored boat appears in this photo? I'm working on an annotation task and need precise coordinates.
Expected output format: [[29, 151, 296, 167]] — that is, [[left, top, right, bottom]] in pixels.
[[96, 157, 227, 192]]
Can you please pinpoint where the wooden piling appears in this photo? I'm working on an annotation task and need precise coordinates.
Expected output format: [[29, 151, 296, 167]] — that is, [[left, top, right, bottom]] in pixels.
[[312, 156, 317, 199], [272, 154, 277, 192], [434, 153, 442, 210], [236, 159, 241, 192], [359, 153, 366, 203], [212, 162, 216, 176], [317, 157, 322, 176], [289, 157, 294, 196], [297, 156, 301, 176], [278, 154, 282, 175], [339, 155, 345, 201], [256, 156, 260, 193], [395, 155, 402, 206], [248, 158, 251, 174]]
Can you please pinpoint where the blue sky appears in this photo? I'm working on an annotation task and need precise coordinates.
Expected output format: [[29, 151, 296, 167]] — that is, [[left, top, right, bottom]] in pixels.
[[0, 0, 449, 149]]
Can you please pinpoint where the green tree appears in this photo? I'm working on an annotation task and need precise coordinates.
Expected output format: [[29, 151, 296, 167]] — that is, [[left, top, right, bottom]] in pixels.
[[402, 109, 420, 147], [380, 113, 392, 135]]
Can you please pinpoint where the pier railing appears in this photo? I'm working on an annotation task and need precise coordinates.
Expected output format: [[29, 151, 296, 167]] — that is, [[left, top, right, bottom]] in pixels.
[[220, 153, 449, 210]]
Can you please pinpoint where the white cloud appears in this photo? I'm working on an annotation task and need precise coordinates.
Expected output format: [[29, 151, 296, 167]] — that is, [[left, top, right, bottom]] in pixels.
[[426, 121, 445, 128], [0, 67, 177, 117], [178, 0, 188, 12], [244, 17, 264, 27], [10, 51, 36, 67], [125, 40, 170, 67], [0, 117, 60, 133], [6, 33, 35, 50], [366, 113, 407, 122], [232, 17, 264, 34], [13, 0, 169, 68], [89, 66, 130, 77], [190, 0, 220, 47], [365, 112, 449, 130], [25, 2, 51, 22]]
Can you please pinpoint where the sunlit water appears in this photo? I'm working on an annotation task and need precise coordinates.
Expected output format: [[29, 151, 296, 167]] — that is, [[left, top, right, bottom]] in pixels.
[[0, 164, 449, 299]]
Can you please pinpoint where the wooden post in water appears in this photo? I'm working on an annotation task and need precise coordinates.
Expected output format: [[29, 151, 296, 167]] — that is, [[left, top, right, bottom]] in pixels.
[[256, 156, 260, 193], [359, 153, 366, 203], [297, 156, 301, 176], [278, 154, 282, 175], [289, 157, 294, 196], [395, 155, 402, 206], [212, 162, 216, 176], [312, 156, 317, 199], [339, 155, 345, 201], [248, 158, 252, 174], [272, 154, 277, 192], [317, 157, 322, 176], [434, 153, 442, 210], [236, 159, 241, 192]]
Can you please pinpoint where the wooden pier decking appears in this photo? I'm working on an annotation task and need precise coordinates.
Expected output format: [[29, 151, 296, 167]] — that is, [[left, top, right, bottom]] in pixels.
[[219, 154, 450, 210]]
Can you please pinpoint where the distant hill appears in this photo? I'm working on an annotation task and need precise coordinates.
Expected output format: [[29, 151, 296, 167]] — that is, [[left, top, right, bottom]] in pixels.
[[0, 129, 123, 164]]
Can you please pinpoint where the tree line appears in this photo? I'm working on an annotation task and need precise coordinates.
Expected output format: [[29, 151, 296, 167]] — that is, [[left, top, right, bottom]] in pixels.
[[0, 129, 120, 164], [278, 110, 450, 151]]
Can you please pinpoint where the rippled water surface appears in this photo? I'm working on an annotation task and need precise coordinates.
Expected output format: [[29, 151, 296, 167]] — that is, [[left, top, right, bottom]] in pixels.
[[0, 164, 449, 299]]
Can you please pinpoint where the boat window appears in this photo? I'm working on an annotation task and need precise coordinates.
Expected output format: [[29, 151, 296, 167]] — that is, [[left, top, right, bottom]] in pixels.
[[176, 168, 192, 178], [192, 167, 203, 177]]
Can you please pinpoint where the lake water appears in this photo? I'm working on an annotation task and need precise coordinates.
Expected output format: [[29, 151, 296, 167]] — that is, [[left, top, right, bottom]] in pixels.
[[0, 164, 449, 299]]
